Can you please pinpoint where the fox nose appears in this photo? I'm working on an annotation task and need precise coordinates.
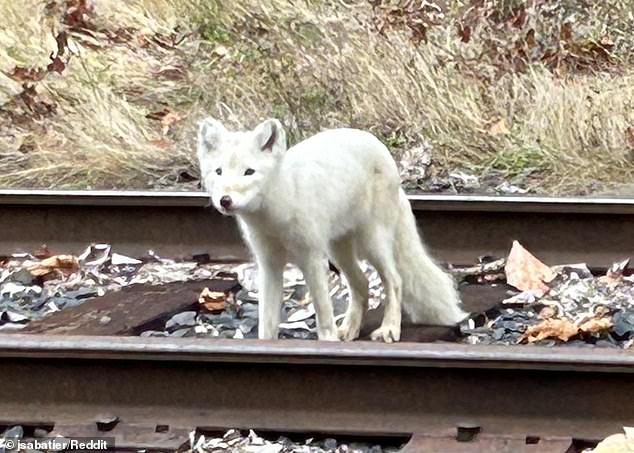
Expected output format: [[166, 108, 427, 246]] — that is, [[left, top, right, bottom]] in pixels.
[[220, 195, 233, 209]]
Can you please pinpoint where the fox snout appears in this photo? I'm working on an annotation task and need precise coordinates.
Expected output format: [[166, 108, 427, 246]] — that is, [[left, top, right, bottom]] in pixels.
[[220, 195, 233, 209]]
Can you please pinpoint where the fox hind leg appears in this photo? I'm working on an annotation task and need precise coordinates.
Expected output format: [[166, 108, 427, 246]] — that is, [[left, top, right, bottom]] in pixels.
[[329, 237, 369, 341], [366, 233, 403, 343]]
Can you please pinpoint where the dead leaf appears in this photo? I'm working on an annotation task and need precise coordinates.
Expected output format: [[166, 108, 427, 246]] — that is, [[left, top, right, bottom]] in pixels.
[[27, 254, 79, 278], [7, 67, 45, 82], [161, 112, 181, 135], [599, 258, 629, 287], [17, 84, 57, 118], [509, 6, 527, 29], [149, 138, 171, 149], [47, 55, 66, 74], [560, 22, 573, 42], [145, 108, 171, 121], [626, 127, 634, 149], [33, 244, 54, 259], [63, 0, 94, 30], [198, 288, 226, 312], [151, 64, 186, 80], [505, 241, 556, 297], [135, 33, 150, 48], [487, 118, 511, 136], [525, 29, 536, 48], [456, 24, 471, 43], [145, 108, 182, 135], [54, 31, 68, 57], [521, 318, 578, 343], [579, 317, 612, 334]]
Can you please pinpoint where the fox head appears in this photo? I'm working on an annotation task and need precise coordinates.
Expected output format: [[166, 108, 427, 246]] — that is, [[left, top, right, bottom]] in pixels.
[[197, 117, 287, 215]]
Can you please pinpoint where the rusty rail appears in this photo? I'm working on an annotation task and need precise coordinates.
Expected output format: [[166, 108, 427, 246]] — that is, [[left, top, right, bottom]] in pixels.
[[0, 335, 633, 448], [1, 190, 633, 266]]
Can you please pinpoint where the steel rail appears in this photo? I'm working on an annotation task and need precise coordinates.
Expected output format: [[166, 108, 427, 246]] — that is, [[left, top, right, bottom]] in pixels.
[[3, 189, 634, 212], [0, 190, 633, 266], [1, 334, 633, 372], [0, 334, 633, 445]]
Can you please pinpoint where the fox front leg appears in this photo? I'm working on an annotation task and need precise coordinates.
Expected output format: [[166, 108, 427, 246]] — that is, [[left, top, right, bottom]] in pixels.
[[257, 256, 284, 340], [298, 255, 339, 341]]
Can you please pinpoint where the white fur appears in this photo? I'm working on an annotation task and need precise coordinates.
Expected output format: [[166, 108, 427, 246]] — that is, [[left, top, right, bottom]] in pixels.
[[197, 118, 468, 342]]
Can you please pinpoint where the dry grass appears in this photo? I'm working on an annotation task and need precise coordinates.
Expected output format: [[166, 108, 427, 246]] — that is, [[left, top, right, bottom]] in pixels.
[[1, 0, 634, 193]]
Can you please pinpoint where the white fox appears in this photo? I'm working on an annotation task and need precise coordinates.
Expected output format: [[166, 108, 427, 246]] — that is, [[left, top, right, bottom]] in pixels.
[[197, 118, 467, 342]]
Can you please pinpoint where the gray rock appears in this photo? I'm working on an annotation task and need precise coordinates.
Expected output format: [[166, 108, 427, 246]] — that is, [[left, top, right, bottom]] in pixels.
[[170, 328, 192, 337], [323, 438, 337, 450], [239, 318, 258, 334], [612, 311, 634, 340], [166, 311, 197, 331], [2, 425, 24, 440], [240, 302, 259, 317], [492, 328, 505, 340], [6, 269, 34, 285]]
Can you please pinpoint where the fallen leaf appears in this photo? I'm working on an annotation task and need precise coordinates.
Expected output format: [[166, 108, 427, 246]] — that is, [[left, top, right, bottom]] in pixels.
[[456, 24, 471, 43], [53, 31, 68, 57], [161, 112, 181, 135], [145, 108, 171, 121], [521, 318, 578, 343], [599, 258, 630, 287], [199, 288, 226, 312], [560, 22, 573, 42], [626, 127, 634, 149], [27, 255, 79, 278], [135, 33, 150, 48], [525, 29, 536, 48], [578, 317, 612, 334], [509, 6, 527, 28], [47, 55, 66, 74], [149, 138, 171, 149], [7, 67, 45, 82], [63, 0, 94, 30], [33, 244, 53, 259], [505, 241, 556, 297], [17, 84, 57, 118], [145, 107, 183, 133], [151, 64, 186, 80], [488, 118, 511, 136]]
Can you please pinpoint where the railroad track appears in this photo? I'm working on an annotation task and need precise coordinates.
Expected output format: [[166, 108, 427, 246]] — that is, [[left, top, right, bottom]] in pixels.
[[1, 190, 634, 451], [1, 189, 634, 266], [2, 335, 634, 451]]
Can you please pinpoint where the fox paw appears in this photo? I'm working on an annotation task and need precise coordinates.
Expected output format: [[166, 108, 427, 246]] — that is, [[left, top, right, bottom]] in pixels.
[[318, 326, 340, 341], [337, 316, 361, 342], [370, 324, 401, 343]]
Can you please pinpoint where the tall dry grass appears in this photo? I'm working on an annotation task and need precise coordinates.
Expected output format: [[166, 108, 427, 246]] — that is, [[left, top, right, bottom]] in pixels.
[[1, 0, 634, 193]]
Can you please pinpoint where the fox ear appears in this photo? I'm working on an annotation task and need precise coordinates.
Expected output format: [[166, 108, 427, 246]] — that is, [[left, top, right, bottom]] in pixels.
[[198, 118, 226, 153], [253, 118, 286, 153]]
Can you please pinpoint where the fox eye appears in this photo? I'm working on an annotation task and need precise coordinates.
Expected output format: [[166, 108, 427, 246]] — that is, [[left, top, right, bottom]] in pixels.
[[215, 168, 222, 175], [244, 168, 256, 176]]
